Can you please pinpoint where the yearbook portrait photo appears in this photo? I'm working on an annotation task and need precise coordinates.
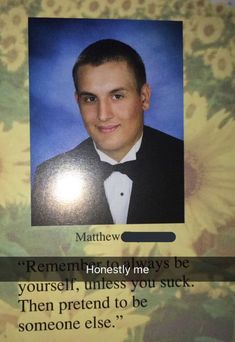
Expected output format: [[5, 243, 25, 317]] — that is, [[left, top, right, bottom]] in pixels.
[[29, 18, 184, 226]]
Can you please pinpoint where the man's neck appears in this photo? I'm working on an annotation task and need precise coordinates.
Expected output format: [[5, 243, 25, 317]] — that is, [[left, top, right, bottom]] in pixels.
[[94, 134, 143, 165]]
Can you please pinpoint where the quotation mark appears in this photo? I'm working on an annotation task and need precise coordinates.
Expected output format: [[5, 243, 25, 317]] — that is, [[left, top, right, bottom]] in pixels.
[[18, 261, 25, 266]]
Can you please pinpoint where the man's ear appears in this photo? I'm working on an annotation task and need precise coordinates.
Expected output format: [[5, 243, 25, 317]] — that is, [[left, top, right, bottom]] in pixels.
[[74, 91, 79, 103], [140, 84, 151, 111]]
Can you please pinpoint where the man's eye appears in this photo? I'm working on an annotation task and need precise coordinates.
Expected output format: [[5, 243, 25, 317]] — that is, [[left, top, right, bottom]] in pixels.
[[112, 94, 124, 100], [83, 96, 96, 103]]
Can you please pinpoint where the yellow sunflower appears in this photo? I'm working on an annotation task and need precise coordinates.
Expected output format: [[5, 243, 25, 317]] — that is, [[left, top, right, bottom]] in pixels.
[[196, 16, 224, 44], [116, 0, 139, 17], [0, 122, 30, 206], [168, 0, 183, 13], [211, 2, 230, 16], [0, 43, 26, 72], [178, 0, 208, 16], [0, 12, 24, 39], [79, 0, 107, 18], [195, 0, 213, 14], [144, 0, 165, 18], [0, 30, 25, 52], [202, 47, 217, 66], [106, 0, 137, 17], [6, 6, 28, 33], [179, 1, 196, 15], [184, 91, 208, 120], [183, 19, 197, 56], [40, 0, 72, 17], [64, 2, 82, 18], [185, 108, 235, 234], [211, 48, 234, 80], [19, 0, 35, 10]]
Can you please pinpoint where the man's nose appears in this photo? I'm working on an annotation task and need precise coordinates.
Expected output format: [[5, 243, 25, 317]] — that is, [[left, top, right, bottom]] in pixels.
[[97, 99, 113, 121]]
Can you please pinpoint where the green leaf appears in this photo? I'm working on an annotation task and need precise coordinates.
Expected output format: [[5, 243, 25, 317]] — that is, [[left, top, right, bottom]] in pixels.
[[0, 78, 29, 129]]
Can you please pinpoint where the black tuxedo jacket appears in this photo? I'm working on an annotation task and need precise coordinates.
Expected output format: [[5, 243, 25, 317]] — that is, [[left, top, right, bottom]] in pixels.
[[32, 126, 184, 225]]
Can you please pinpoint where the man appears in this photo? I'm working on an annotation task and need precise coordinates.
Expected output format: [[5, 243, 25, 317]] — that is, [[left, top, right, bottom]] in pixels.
[[32, 39, 184, 225]]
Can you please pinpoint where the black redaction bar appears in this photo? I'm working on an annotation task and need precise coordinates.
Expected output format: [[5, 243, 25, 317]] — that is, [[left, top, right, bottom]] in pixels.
[[121, 232, 176, 242]]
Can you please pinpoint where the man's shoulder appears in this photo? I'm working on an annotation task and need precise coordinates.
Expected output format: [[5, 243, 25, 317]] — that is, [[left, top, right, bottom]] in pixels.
[[143, 125, 183, 148], [140, 125, 183, 167], [35, 137, 94, 174]]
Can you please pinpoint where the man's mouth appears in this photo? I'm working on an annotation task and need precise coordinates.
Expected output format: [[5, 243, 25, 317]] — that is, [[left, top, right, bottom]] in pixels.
[[97, 124, 120, 133]]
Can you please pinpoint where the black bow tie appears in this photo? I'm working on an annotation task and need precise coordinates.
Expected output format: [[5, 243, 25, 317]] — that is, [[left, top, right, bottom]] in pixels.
[[100, 160, 137, 180]]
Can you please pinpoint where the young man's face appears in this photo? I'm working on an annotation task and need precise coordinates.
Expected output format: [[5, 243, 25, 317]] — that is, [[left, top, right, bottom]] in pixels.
[[75, 61, 150, 161]]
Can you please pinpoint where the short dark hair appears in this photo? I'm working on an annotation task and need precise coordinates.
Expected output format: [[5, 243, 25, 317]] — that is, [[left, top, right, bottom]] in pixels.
[[72, 39, 146, 93]]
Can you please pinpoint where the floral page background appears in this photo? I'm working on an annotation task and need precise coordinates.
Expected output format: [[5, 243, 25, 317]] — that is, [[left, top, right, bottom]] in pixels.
[[0, 0, 235, 341]]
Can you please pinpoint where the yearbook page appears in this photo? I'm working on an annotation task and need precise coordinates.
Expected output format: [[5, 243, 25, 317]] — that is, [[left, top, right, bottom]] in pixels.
[[0, 1, 235, 341]]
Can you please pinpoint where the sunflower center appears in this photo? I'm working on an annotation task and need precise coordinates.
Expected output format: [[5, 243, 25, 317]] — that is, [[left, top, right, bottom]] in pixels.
[[90, 1, 99, 11], [122, 0, 131, 10], [174, 2, 180, 10], [6, 49, 18, 63], [197, 0, 205, 7], [204, 25, 214, 37], [185, 151, 203, 198], [12, 15, 21, 26], [215, 5, 224, 14], [148, 3, 156, 13], [218, 58, 226, 71], [2, 35, 17, 49], [187, 2, 194, 10], [47, 0, 55, 8]]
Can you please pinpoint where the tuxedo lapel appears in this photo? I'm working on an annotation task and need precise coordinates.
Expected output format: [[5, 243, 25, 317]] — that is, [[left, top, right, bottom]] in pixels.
[[127, 126, 168, 223]]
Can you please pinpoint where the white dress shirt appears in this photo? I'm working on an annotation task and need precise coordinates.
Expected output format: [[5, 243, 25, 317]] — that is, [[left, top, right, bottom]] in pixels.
[[94, 136, 142, 224]]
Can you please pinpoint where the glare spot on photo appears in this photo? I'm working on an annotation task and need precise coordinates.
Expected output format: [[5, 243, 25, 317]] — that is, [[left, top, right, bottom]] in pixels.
[[53, 171, 85, 204]]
